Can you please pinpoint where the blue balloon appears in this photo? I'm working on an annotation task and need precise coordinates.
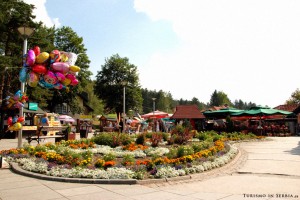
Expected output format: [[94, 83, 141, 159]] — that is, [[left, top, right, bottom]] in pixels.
[[14, 90, 21, 98], [39, 79, 54, 89], [19, 67, 28, 83], [12, 116, 18, 123]]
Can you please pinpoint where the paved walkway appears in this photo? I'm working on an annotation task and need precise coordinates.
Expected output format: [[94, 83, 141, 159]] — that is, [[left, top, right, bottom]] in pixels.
[[0, 136, 299, 200]]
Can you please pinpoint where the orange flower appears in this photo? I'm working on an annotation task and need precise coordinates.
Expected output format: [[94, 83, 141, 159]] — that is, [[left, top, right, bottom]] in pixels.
[[104, 161, 116, 167]]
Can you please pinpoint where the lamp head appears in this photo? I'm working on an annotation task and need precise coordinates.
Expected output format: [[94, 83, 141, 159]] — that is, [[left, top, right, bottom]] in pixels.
[[18, 26, 34, 38]]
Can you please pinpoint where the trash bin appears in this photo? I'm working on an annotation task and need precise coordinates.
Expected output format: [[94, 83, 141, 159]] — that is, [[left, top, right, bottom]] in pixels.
[[80, 121, 90, 138], [68, 132, 76, 140]]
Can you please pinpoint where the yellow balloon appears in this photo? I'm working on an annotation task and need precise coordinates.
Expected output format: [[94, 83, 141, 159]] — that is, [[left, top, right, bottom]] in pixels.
[[8, 122, 22, 131], [62, 78, 71, 86], [36, 52, 49, 64], [69, 65, 81, 72], [60, 54, 69, 62], [14, 122, 22, 131]]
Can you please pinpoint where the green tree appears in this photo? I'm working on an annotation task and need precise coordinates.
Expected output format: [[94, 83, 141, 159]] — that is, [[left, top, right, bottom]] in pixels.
[[86, 81, 104, 114], [141, 88, 153, 113], [286, 88, 300, 104], [190, 97, 206, 110], [141, 88, 175, 114], [209, 90, 232, 107], [0, 0, 37, 92], [94, 54, 143, 116], [233, 99, 256, 110], [49, 26, 93, 114]]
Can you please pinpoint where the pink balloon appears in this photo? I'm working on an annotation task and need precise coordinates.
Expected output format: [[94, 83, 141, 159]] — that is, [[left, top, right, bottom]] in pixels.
[[26, 50, 35, 66], [15, 102, 24, 109], [70, 78, 79, 86], [66, 74, 76, 80], [51, 62, 69, 74], [55, 72, 65, 82], [44, 71, 58, 85]]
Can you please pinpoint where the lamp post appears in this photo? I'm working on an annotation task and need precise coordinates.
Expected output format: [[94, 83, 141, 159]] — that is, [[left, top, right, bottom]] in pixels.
[[17, 26, 34, 148], [152, 98, 156, 131], [121, 81, 127, 133], [152, 98, 156, 116]]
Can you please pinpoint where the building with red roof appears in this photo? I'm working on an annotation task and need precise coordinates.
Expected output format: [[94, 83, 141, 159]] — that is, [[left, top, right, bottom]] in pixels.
[[171, 105, 205, 130]]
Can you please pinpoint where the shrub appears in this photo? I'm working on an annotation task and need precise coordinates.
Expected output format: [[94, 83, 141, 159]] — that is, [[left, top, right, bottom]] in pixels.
[[122, 154, 135, 166], [166, 148, 178, 159], [196, 132, 209, 141], [145, 132, 153, 139], [119, 133, 133, 146], [212, 134, 222, 142], [93, 133, 113, 146], [167, 134, 176, 145], [92, 133, 133, 147], [103, 153, 116, 162], [161, 132, 169, 141], [177, 145, 194, 158], [192, 141, 211, 153], [95, 159, 105, 168], [151, 133, 163, 147], [171, 125, 193, 144], [135, 133, 146, 145]]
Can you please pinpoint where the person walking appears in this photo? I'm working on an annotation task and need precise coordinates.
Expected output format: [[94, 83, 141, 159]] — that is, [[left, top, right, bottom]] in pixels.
[[39, 113, 49, 136]]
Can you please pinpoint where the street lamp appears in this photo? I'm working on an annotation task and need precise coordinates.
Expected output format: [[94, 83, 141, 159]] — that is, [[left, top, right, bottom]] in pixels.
[[121, 81, 127, 133], [152, 98, 156, 116], [152, 98, 156, 131], [17, 26, 34, 148]]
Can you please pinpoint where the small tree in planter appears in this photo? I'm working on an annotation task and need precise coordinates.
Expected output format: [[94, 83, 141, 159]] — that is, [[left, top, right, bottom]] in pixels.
[[151, 133, 163, 147], [169, 124, 193, 145]]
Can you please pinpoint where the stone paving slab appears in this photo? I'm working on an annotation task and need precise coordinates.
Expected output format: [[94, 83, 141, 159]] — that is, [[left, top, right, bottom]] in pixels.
[[0, 136, 299, 200], [237, 159, 300, 176]]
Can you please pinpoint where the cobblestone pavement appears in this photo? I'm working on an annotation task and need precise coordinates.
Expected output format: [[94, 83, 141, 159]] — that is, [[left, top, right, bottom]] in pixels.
[[0, 136, 299, 200]]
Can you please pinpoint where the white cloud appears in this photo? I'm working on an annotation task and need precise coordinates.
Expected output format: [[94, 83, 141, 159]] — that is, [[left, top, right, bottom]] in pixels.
[[23, 0, 61, 27], [135, 0, 300, 107]]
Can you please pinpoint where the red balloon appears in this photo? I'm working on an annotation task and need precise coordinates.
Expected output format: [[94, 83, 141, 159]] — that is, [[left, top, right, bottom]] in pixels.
[[17, 117, 25, 122], [7, 117, 13, 126], [32, 64, 48, 74], [33, 46, 40, 56]]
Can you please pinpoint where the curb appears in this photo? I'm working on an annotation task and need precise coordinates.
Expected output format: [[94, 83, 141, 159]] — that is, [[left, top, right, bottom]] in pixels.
[[138, 144, 247, 185], [9, 144, 246, 185], [10, 163, 138, 184]]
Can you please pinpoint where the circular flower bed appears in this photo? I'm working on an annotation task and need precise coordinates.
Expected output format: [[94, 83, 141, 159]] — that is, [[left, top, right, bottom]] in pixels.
[[0, 130, 263, 180]]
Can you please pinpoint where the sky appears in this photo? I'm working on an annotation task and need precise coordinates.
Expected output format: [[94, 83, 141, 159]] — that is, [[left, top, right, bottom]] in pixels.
[[23, 0, 300, 108]]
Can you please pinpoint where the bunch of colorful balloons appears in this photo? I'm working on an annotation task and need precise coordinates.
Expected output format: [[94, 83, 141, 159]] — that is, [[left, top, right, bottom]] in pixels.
[[7, 116, 25, 131], [5, 90, 28, 109], [19, 46, 80, 90]]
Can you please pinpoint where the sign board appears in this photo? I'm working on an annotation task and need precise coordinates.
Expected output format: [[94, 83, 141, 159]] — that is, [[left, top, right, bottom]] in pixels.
[[28, 102, 38, 111], [79, 115, 93, 119], [39, 126, 67, 131]]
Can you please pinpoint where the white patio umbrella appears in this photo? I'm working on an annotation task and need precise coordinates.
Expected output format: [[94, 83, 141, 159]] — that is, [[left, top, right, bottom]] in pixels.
[[59, 115, 75, 123]]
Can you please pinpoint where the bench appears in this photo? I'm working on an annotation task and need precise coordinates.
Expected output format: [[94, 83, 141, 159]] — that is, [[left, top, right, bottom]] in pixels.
[[26, 126, 68, 144]]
